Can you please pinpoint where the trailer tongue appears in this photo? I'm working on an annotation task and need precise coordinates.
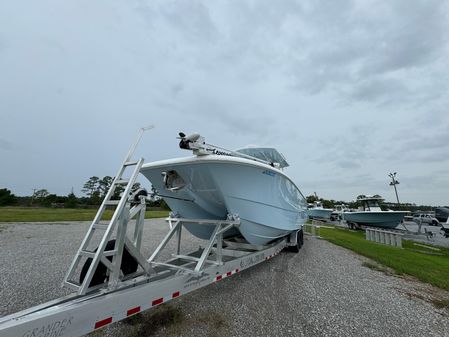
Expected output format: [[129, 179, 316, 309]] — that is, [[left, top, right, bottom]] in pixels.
[[0, 127, 304, 337]]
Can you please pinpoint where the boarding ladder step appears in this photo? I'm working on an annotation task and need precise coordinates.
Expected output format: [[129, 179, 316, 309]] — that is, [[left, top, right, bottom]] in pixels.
[[63, 126, 154, 295], [104, 200, 121, 206], [114, 179, 129, 185], [92, 223, 109, 230]]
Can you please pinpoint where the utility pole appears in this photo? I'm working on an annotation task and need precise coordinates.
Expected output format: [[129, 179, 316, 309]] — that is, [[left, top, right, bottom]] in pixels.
[[388, 172, 400, 205]]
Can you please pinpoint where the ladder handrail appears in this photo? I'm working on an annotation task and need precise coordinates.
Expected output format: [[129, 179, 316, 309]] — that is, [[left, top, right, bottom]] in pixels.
[[64, 126, 154, 294], [124, 125, 154, 162]]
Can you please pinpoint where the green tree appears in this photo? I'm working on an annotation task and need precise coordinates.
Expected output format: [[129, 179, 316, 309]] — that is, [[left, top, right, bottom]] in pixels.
[[82, 176, 100, 199], [306, 195, 318, 204], [113, 185, 125, 199], [65, 192, 78, 208], [99, 176, 113, 198], [0, 188, 17, 206], [34, 189, 49, 200]]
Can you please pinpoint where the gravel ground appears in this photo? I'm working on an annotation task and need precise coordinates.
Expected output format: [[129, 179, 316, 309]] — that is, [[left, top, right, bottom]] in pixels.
[[1, 220, 449, 337]]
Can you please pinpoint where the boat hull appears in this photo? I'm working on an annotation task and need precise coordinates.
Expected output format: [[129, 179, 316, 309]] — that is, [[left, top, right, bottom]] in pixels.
[[342, 211, 408, 229], [307, 208, 333, 220], [140, 155, 307, 245]]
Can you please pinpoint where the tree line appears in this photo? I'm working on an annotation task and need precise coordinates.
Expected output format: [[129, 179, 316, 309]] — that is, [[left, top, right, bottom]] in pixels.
[[0, 175, 168, 209], [0, 184, 443, 212]]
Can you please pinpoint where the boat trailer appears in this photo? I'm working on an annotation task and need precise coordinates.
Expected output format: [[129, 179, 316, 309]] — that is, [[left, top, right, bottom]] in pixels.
[[0, 127, 304, 337]]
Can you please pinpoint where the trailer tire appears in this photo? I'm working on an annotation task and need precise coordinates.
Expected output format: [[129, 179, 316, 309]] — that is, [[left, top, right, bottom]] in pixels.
[[80, 240, 139, 287], [289, 229, 303, 253]]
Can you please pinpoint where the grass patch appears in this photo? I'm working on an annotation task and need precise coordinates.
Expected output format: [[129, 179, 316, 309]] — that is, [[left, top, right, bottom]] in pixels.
[[0, 207, 169, 222], [124, 304, 229, 337], [317, 226, 449, 292], [361, 261, 394, 275], [431, 298, 449, 310], [125, 304, 184, 337]]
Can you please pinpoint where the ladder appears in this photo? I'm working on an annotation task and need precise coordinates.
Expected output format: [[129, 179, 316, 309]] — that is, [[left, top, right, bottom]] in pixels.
[[63, 126, 154, 295]]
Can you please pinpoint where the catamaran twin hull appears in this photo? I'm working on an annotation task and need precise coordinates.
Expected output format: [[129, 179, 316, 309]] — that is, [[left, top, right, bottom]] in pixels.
[[141, 155, 307, 245]]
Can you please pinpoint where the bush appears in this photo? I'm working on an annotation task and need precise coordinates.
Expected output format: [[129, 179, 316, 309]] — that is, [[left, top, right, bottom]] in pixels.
[[0, 188, 17, 206]]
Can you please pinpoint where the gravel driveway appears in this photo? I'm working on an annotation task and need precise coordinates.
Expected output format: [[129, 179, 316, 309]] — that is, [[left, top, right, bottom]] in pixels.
[[1, 220, 448, 337]]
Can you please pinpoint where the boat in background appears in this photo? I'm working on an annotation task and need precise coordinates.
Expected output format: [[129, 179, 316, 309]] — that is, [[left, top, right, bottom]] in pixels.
[[140, 132, 308, 245], [330, 204, 349, 221], [307, 201, 333, 220], [342, 195, 408, 229]]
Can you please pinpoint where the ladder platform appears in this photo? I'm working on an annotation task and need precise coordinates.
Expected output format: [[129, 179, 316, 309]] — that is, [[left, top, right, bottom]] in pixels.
[[124, 160, 138, 166]]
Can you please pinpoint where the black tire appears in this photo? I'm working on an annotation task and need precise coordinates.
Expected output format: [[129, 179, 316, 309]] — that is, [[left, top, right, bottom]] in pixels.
[[80, 239, 138, 287], [289, 229, 303, 253]]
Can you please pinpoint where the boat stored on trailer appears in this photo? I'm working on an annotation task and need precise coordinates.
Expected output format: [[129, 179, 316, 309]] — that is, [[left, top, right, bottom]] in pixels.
[[141, 132, 308, 246], [0, 127, 304, 337]]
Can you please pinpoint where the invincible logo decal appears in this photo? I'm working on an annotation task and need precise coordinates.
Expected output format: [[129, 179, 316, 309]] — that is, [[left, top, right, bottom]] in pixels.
[[262, 170, 275, 177], [211, 149, 232, 156]]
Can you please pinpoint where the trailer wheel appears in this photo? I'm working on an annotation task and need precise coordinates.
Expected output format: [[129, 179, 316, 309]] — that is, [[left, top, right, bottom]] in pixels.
[[79, 239, 138, 287], [289, 229, 303, 253]]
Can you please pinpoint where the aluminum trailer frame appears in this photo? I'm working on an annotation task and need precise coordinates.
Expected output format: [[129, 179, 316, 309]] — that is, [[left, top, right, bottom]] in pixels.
[[0, 216, 296, 337], [0, 127, 303, 337]]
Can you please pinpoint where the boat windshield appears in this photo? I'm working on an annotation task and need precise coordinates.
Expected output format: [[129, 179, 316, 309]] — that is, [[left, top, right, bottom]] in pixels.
[[235, 147, 289, 168], [363, 199, 380, 210]]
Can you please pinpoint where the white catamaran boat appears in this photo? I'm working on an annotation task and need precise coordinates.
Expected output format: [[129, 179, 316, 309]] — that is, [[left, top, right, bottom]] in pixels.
[[342, 195, 408, 229], [140, 133, 308, 245], [306, 201, 333, 220]]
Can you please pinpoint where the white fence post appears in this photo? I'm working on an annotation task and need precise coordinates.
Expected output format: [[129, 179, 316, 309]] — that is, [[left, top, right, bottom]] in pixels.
[[365, 228, 402, 248]]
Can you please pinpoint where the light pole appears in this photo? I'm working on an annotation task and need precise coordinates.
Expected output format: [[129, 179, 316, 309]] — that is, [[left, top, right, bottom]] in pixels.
[[388, 172, 400, 205]]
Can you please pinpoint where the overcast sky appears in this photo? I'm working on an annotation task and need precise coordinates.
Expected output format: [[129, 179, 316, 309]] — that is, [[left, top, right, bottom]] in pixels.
[[1, 0, 448, 206]]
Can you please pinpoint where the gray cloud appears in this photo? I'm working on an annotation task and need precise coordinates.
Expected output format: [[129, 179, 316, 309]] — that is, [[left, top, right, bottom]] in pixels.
[[313, 123, 380, 169], [0, 138, 14, 151], [0, 0, 448, 205]]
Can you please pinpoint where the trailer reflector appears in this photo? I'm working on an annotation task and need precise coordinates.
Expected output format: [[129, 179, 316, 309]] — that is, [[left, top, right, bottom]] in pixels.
[[226, 271, 232, 276], [94, 317, 112, 329], [152, 298, 164, 306], [172, 291, 180, 298], [216, 275, 222, 281], [127, 306, 141, 316]]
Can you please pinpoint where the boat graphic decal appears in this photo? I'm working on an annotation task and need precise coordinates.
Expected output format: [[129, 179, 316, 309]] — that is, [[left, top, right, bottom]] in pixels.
[[211, 149, 232, 156], [262, 170, 275, 177]]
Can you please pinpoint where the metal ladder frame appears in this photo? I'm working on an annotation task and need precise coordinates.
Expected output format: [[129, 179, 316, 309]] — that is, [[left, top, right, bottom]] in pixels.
[[63, 126, 154, 294]]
